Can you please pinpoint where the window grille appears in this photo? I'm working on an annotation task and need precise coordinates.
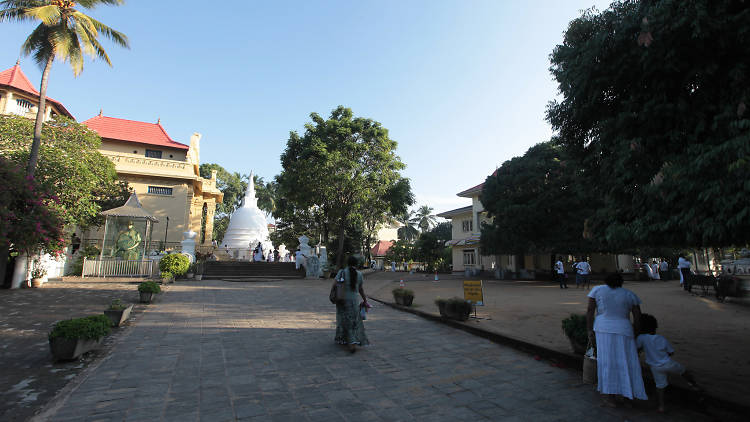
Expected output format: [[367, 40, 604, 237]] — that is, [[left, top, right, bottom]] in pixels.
[[148, 186, 173, 195], [145, 149, 162, 158], [15, 98, 33, 114]]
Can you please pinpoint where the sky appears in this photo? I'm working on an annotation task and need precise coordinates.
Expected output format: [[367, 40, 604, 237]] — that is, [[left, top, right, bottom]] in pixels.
[[0, 0, 612, 216]]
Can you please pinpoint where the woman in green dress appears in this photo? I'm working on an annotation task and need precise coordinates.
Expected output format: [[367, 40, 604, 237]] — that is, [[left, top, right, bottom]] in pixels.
[[335, 256, 369, 353]]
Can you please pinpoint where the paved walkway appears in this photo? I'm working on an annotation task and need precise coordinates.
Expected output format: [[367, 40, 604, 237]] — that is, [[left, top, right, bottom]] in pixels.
[[366, 271, 750, 408], [0, 280, 149, 422], [32, 278, 715, 421]]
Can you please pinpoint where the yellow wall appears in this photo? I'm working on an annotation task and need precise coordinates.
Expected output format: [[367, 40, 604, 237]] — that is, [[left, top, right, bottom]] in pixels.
[[100, 139, 188, 161], [0, 88, 63, 121]]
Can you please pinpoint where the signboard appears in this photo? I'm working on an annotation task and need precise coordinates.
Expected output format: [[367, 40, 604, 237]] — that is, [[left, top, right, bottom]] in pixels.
[[463, 280, 484, 306]]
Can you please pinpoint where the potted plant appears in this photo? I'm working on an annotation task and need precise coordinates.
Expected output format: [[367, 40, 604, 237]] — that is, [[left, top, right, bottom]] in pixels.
[[435, 297, 472, 321], [195, 260, 204, 281], [103, 299, 134, 327], [30, 260, 47, 288], [392, 288, 415, 306], [48, 315, 111, 361], [186, 262, 195, 279], [561, 313, 588, 354], [138, 281, 162, 303], [160, 271, 174, 284]]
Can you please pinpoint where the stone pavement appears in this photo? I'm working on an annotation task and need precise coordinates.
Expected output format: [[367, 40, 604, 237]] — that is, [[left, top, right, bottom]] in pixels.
[[0, 279, 152, 422], [366, 271, 750, 410], [31, 278, 716, 421]]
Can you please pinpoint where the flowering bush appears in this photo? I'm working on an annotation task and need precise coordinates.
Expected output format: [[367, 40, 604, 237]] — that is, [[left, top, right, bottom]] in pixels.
[[0, 157, 65, 255]]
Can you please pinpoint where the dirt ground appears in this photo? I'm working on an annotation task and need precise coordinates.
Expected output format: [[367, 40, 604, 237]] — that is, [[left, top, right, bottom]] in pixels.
[[366, 271, 750, 408]]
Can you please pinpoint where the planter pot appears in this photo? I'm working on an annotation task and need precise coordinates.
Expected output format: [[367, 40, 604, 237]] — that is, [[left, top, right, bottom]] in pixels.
[[31, 278, 43, 288], [394, 295, 414, 306], [186, 272, 194, 279], [139, 291, 154, 303], [104, 304, 133, 327], [195, 274, 203, 281], [439, 302, 471, 321], [49, 336, 102, 361]]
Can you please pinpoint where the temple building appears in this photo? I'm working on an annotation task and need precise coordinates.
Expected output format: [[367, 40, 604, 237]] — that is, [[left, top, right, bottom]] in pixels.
[[82, 113, 223, 249], [0, 62, 223, 251]]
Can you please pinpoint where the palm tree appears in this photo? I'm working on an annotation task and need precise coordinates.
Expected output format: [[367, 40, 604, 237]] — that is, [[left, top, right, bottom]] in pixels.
[[413, 205, 437, 233], [0, 0, 129, 177], [397, 210, 419, 243]]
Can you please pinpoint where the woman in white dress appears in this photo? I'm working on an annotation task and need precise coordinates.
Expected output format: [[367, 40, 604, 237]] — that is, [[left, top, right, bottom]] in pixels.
[[587, 273, 647, 406]]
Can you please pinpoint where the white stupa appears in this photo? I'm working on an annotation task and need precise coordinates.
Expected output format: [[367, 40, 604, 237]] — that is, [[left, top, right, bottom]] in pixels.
[[221, 172, 273, 260]]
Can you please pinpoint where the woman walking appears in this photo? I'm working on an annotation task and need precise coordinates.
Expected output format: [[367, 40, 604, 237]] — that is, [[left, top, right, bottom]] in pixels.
[[334, 256, 369, 353], [587, 273, 647, 406]]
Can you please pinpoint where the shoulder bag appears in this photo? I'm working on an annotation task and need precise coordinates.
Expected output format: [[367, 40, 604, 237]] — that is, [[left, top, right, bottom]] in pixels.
[[329, 270, 345, 304]]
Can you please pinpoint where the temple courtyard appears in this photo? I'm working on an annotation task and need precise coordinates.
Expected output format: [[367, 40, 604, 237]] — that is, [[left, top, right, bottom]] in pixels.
[[0, 274, 746, 421]]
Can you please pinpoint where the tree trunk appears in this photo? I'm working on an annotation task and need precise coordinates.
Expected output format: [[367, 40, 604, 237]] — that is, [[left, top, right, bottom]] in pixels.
[[27, 54, 55, 178], [336, 219, 346, 269]]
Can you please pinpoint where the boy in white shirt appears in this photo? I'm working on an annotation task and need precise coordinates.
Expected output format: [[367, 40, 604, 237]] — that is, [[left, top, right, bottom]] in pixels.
[[636, 313, 699, 413], [574, 258, 592, 289]]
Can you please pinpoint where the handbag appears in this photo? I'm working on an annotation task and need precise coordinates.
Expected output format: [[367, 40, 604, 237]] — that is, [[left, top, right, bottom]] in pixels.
[[329, 270, 345, 304], [582, 339, 597, 384]]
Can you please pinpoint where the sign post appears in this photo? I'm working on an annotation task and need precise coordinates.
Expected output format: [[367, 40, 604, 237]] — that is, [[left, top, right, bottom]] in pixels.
[[463, 280, 484, 319]]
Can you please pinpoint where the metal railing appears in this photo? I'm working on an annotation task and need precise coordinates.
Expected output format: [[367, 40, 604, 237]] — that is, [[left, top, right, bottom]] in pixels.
[[82, 258, 155, 278]]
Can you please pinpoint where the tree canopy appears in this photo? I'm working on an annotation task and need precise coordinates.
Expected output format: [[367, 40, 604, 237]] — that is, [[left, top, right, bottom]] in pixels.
[[276, 106, 411, 268], [0, 115, 128, 228], [480, 142, 598, 255], [547, 0, 750, 248], [0, 0, 129, 177]]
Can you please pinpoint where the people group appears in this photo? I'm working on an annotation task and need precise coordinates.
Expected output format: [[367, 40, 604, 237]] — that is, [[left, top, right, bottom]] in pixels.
[[586, 272, 699, 411]]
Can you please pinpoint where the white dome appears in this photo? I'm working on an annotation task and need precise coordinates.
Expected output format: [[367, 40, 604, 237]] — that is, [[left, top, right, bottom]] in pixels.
[[222, 173, 272, 252]]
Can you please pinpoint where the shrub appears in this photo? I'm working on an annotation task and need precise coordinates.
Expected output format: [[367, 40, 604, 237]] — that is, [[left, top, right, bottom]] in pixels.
[[69, 245, 100, 276], [392, 288, 414, 297], [160, 271, 173, 282], [435, 297, 472, 314], [107, 299, 127, 311], [159, 253, 190, 277], [561, 314, 588, 346], [49, 315, 111, 340], [138, 281, 162, 294]]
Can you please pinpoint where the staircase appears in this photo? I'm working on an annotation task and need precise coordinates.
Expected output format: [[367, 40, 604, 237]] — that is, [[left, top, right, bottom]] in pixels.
[[203, 261, 304, 280]]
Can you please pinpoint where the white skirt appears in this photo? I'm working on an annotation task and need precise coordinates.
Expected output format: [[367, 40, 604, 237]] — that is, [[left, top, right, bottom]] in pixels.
[[595, 332, 648, 400]]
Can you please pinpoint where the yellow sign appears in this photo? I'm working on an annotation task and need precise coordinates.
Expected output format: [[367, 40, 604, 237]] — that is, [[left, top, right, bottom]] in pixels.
[[463, 280, 484, 306]]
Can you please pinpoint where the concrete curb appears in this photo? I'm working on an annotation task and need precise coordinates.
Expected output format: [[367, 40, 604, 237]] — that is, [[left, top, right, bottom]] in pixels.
[[369, 296, 750, 418]]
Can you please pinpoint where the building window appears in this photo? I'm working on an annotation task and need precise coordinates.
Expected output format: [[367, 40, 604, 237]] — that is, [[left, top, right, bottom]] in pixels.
[[145, 149, 162, 159], [148, 186, 172, 196], [15, 98, 33, 114], [463, 249, 476, 266], [462, 219, 473, 232]]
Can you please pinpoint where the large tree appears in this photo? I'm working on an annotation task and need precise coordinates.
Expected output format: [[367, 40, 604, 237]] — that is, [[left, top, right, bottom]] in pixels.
[[480, 142, 598, 255], [0, 0, 129, 177], [547, 0, 750, 248], [413, 205, 437, 233], [277, 106, 409, 268], [0, 115, 128, 228]]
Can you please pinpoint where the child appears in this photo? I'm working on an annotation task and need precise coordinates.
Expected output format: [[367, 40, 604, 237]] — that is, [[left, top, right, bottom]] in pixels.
[[636, 313, 699, 413]]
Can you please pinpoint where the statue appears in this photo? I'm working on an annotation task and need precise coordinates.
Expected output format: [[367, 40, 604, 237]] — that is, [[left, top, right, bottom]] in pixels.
[[115, 221, 142, 260], [298, 235, 322, 277]]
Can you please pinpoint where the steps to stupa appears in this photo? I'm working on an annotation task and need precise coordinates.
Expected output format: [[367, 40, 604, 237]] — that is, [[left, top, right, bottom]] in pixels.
[[203, 262, 304, 279]]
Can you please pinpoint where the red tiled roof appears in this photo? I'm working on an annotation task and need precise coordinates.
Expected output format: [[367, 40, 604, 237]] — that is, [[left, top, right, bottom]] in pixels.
[[83, 114, 189, 150], [0, 63, 74, 118], [370, 240, 394, 257], [457, 169, 498, 197]]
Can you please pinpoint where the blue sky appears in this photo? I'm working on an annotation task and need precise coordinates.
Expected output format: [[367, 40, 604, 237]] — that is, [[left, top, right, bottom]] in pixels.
[[0, 0, 611, 215]]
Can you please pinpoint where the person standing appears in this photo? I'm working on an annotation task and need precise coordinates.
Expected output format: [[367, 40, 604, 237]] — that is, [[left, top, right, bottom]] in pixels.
[[575, 258, 592, 289], [295, 247, 302, 269], [587, 273, 648, 407], [555, 257, 567, 289], [333, 256, 369, 353], [651, 261, 661, 280], [70, 233, 81, 255], [659, 259, 669, 281], [677, 255, 692, 290]]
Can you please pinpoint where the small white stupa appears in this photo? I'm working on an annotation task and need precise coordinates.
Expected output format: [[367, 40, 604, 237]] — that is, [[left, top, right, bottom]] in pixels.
[[221, 172, 273, 260]]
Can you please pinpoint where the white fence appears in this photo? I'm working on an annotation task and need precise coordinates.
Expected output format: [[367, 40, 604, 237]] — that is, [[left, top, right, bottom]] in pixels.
[[82, 258, 156, 278]]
